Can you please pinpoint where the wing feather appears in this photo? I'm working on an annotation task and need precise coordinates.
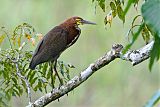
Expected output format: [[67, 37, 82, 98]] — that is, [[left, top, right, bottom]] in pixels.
[[29, 26, 68, 69]]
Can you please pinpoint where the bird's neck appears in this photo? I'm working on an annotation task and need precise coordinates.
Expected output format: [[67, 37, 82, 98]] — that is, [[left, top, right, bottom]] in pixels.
[[59, 22, 80, 35], [59, 23, 81, 45]]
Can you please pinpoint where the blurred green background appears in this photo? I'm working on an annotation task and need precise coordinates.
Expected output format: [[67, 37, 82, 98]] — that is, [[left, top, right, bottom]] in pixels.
[[0, 0, 159, 107]]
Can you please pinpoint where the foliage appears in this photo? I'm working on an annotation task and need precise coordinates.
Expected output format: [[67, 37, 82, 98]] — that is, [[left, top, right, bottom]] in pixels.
[[92, 0, 160, 70], [0, 0, 159, 106], [0, 23, 74, 106], [141, 0, 160, 70], [92, 0, 160, 106]]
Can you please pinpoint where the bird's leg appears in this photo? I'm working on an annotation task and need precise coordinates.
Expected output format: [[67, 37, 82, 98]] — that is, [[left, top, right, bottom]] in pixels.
[[54, 60, 63, 86], [50, 62, 55, 90]]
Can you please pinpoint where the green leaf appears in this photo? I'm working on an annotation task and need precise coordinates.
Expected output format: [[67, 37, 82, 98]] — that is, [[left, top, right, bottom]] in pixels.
[[5, 89, 12, 100], [0, 34, 5, 45], [141, 25, 150, 44], [110, 2, 117, 17], [0, 90, 10, 107], [58, 61, 65, 77], [115, 0, 121, 6], [141, 0, 160, 70], [21, 63, 29, 75], [29, 71, 36, 83], [41, 63, 48, 77], [17, 37, 21, 47], [33, 80, 43, 92], [18, 86, 23, 96], [27, 70, 32, 79], [21, 79, 27, 92], [30, 77, 38, 86], [37, 80, 42, 92], [2, 68, 9, 80], [110, 2, 116, 11], [124, 0, 135, 15], [123, 23, 144, 53], [117, 5, 125, 23], [67, 63, 75, 68], [51, 74, 56, 86], [141, 0, 160, 36], [46, 69, 51, 80], [12, 77, 18, 85], [121, 0, 124, 5], [131, 15, 141, 27], [149, 35, 160, 70], [64, 65, 71, 80], [14, 85, 23, 96], [13, 88, 20, 96], [99, 0, 105, 12]]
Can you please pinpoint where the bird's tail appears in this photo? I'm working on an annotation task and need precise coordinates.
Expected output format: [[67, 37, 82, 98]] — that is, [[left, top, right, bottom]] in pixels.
[[29, 58, 36, 70]]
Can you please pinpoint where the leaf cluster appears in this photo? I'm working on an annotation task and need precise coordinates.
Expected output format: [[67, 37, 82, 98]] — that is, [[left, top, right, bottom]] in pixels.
[[92, 0, 160, 70], [0, 23, 74, 106]]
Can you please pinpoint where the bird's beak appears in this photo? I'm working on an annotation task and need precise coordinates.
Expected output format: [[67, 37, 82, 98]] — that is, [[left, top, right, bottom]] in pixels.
[[81, 20, 96, 25]]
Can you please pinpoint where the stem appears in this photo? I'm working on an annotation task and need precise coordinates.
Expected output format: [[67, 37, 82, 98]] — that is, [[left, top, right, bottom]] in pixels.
[[1, 29, 13, 49]]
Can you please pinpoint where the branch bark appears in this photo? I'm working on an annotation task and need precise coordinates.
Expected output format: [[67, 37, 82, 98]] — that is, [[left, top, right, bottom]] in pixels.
[[26, 41, 154, 107]]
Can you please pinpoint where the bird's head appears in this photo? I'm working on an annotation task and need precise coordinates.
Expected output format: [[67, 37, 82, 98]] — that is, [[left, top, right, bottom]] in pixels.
[[60, 16, 96, 28], [73, 16, 96, 26]]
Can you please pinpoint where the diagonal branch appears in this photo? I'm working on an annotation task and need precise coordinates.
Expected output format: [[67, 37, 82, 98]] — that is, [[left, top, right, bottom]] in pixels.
[[26, 41, 154, 107]]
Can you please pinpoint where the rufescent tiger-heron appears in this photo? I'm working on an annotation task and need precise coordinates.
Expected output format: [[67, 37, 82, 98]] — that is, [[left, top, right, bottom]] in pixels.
[[29, 16, 96, 87]]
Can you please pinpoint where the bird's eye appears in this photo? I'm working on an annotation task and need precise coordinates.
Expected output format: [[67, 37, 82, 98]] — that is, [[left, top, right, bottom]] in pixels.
[[76, 19, 82, 25]]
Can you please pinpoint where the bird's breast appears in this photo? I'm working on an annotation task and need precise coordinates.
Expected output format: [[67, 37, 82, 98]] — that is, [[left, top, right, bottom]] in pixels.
[[66, 27, 81, 47]]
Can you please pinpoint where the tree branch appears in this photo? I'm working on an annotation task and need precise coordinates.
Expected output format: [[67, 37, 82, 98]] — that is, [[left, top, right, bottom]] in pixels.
[[11, 51, 32, 105], [16, 62, 32, 105], [121, 41, 154, 65], [26, 41, 154, 107]]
